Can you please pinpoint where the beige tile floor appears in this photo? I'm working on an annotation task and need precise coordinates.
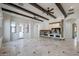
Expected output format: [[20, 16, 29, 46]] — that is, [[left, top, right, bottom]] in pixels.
[[0, 37, 79, 56]]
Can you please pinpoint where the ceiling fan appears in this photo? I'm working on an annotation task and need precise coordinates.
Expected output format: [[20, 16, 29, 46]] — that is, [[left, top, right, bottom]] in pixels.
[[46, 7, 54, 15], [67, 8, 74, 15]]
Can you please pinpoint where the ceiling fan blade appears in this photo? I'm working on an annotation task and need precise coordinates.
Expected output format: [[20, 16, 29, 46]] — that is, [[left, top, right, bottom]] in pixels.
[[49, 8, 54, 11], [50, 12, 54, 14], [67, 12, 74, 15]]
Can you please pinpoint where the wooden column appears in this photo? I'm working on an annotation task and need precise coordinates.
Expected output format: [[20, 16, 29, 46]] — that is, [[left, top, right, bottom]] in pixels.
[[61, 19, 64, 38]]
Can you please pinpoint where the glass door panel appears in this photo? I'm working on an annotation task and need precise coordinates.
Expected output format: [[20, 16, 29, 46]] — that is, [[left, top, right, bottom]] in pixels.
[[18, 24, 24, 39]]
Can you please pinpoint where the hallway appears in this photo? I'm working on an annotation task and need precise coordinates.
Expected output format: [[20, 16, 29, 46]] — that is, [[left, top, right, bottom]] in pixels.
[[0, 37, 79, 56]]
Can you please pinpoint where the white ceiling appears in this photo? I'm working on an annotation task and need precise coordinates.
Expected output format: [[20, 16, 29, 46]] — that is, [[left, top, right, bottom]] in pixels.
[[1, 4, 34, 17], [1, 3, 79, 22], [38, 3, 64, 18], [14, 3, 53, 20], [62, 3, 79, 14]]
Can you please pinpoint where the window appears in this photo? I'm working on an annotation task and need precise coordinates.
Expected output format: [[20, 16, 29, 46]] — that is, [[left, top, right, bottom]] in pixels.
[[18, 24, 24, 38], [11, 22, 16, 33]]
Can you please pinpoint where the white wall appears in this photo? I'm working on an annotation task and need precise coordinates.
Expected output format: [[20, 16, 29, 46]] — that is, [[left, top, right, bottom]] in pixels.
[[76, 19, 79, 42], [40, 20, 49, 30], [63, 19, 73, 39], [0, 5, 3, 48], [3, 13, 40, 40], [63, 13, 79, 40], [3, 13, 11, 42], [33, 23, 40, 38]]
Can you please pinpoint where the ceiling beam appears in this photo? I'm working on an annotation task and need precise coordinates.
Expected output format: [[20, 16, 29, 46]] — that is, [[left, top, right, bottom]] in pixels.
[[2, 8, 43, 22], [29, 3, 56, 19], [3, 3, 49, 20], [49, 22, 61, 24], [55, 3, 67, 17]]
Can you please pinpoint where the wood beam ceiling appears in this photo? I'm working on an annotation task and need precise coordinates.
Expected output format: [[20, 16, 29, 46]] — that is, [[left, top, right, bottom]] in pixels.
[[55, 3, 67, 17], [3, 3, 49, 20], [2, 8, 43, 22], [49, 22, 61, 24], [29, 3, 56, 19]]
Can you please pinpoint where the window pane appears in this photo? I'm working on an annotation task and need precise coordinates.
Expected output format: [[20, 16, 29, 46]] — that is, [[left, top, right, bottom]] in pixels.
[[11, 22, 16, 33]]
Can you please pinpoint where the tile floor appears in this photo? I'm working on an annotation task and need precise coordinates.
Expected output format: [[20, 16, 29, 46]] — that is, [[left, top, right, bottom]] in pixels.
[[0, 37, 79, 56]]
